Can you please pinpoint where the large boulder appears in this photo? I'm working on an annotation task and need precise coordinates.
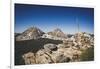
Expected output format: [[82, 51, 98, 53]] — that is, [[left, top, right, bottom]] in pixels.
[[44, 43, 58, 53], [36, 49, 54, 64], [22, 52, 36, 64]]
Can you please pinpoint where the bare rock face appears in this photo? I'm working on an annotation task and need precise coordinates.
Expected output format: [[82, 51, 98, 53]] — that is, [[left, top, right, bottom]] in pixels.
[[22, 52, 36, 64], [74, 32, 94, 50], [36, 50, 54, 64], [36, 48, 71, 64], [57, 44, 66, 48], [57, 47, 82, 62], [16, 27, 44, 41], [44, 43, 58, 53]]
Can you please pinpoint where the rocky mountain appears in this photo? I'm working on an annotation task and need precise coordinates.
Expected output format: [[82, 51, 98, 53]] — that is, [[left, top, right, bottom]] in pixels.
[[48, 28, 67, 38], [15, 27, 68, 41], [42, 28, 68, 40], [16, 27, 44, 41]]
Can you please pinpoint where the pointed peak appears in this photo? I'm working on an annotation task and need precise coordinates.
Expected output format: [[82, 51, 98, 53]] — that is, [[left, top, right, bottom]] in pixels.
[[53, 28, 62, 32], [28, 26, 38, 30]]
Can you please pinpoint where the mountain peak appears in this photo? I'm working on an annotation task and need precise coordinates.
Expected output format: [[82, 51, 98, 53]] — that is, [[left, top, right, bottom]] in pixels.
[[53, 28, 62, 32], [47, 28, 67, 38], [16, 26, 44, 41]]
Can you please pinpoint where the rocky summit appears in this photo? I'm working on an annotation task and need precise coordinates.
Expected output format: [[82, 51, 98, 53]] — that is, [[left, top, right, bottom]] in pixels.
[[48, 28, 67, 38], [15, 27, 44, 41], [42, 28, 68, 40]]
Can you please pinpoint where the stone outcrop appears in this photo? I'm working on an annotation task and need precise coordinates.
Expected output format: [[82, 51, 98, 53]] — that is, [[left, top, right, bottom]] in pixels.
[[44, 43, 58, 53], [22, 52, 36, 64]]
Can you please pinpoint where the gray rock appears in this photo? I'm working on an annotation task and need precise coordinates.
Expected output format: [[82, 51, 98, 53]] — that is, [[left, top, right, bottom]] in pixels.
[[44, 44, 58, 52]]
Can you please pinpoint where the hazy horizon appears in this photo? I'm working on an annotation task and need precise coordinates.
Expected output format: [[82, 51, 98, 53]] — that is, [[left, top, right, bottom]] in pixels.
[[15, 4, 94, 34]]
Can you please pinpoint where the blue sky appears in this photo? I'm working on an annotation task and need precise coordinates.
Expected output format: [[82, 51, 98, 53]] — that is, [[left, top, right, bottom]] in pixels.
[[15, 4, 94, 34]]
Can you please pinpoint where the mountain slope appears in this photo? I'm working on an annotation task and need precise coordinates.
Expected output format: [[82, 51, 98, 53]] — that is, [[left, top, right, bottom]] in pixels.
[[47, 28, 68, 39], [16, 27, 44, 41]]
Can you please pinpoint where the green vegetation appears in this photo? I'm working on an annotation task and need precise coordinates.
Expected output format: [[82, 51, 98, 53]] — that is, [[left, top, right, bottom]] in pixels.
[[80, 47, 94, 61]]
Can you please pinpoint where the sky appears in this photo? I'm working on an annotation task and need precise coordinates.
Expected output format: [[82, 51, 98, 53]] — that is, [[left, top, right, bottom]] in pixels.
[[15, 4, 94, 34]]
